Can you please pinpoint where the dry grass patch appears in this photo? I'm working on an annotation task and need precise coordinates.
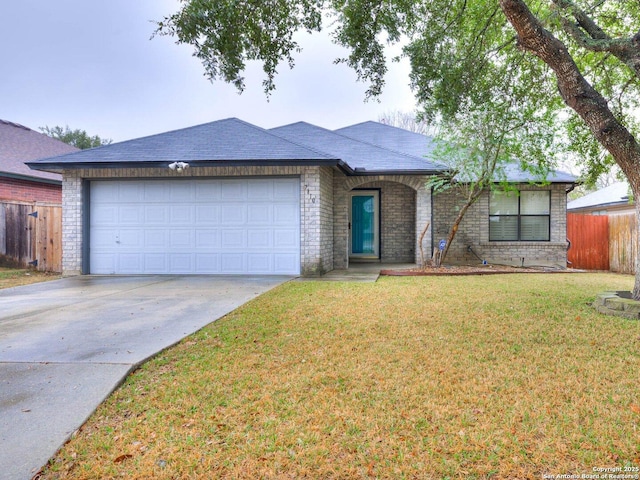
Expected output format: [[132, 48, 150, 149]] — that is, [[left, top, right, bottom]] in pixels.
[[0, 267, 60, 290], [42, 273, 639, 479]]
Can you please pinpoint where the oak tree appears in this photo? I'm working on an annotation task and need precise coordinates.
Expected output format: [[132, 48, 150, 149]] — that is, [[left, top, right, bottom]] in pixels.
[[156, 0, 640, 296]]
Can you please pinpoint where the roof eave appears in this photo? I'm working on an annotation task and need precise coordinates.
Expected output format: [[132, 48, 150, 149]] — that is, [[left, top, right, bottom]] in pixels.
[[26, 158, 353, 174], [349, 169, 443, 176], [0, 171, 62, 186]]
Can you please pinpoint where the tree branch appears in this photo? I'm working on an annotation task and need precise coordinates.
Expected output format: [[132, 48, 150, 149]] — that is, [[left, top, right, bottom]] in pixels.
[[550, 0, 640, 77], [499, 0, 640, 190]]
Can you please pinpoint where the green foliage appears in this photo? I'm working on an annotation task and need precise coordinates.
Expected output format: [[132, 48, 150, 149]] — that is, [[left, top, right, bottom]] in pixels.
[[40, 125, 112, 150], [155, 0, 640, 183]]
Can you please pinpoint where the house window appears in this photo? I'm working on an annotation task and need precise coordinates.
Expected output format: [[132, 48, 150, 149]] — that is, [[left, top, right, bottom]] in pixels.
[[489, 190, 550, 241]]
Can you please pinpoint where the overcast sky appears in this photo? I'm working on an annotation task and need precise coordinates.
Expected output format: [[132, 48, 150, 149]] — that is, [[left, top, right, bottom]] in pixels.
[[1, 0, 417, 143]]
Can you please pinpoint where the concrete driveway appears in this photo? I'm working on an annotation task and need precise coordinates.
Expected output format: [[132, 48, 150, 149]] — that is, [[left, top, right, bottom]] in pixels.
[[0, 275, 291, 480]]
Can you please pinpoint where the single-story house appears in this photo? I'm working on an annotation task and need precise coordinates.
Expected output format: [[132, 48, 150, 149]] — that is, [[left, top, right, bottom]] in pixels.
[[0, 119, 78, 203], [27, 118, 576, 276], [567, 182, 633, 216]]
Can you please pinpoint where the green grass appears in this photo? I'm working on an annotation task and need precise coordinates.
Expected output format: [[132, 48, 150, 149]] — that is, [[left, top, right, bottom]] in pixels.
[[41, 273, 640, 479], [0, 267, 60, 289]]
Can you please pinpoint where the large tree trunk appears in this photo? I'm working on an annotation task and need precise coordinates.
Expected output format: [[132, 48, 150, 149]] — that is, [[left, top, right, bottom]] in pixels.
[[499, 0, 640, 299]]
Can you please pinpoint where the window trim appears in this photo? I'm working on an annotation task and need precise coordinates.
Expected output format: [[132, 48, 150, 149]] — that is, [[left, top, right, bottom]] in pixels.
[[489, 190, 551, 242]]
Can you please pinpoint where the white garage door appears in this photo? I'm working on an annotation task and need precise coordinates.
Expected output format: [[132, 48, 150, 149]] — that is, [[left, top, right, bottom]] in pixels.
[[89, 178, 300, 274]]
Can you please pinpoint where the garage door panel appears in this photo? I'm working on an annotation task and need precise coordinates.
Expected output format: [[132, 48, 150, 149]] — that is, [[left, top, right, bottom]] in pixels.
[[194, 254, 220, 273], [195, 181, 220, 200], [221, 205, 246, 224], [274, 178, 299, 199], [247, 204, 271, 223], [247, 179, 272, 200], [274, 204, 297, 223], [170, 205, 193, 224], [169, 230, 193, 248], [119, 183, 143, 202], [220, 254, 245, 273], [247, 254, 271, 273], [144, 183, 167, 202], [221, 229, 246, 248], [144, 231, 167, 248], [118, 253, 144, 273], [120, 206, 143, 224], [90, 178, 300, 275], [168, 182, 194, 201], [169, 254, 193, 273], [220, 181, 245, 200], [119, 230, 143, 247], [144, 206, 167, 224], [91, 228, 117, 247], [92, 205, 117, 224], [195, 205, 220, 223], [274, 229, 298, 248], [247, 230, 271, 248], [91, 254, 116, 273], [92, 182, 119, 202], [274, 254, 298, 273], [195, 230, 220, 248]]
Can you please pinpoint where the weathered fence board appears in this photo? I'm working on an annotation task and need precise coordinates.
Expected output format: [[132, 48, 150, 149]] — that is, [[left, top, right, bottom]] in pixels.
[[0, 201, 62, 272], [567, 213, 610, 271], [609, 213, 637, 275]]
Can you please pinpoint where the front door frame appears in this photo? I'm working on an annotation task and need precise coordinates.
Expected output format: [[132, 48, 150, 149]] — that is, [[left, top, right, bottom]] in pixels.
[[349, 189, 380, 260]]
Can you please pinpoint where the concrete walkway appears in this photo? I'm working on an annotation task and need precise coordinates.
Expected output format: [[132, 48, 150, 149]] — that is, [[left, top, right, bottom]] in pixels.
[[0, 275, 291, 480], [296, 263, 417, 282]]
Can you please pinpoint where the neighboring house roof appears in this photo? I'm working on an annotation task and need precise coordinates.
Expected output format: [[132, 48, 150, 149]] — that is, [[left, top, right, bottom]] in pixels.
[[28, 117, 577, 183], [271, 122, 443, 174], [27, 118, 344, 172], [567, 182, 632, 210], [0, 119, 77, 184]]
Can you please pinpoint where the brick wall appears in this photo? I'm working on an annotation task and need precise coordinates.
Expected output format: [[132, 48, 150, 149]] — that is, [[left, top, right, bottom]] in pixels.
[[432, 184, 570, 268], [61, 173, 82, 276], [333, 173, 431, 268], [61, 166, 334, 276], [0, 177, 61, 203], [319, 167, 334, 273]]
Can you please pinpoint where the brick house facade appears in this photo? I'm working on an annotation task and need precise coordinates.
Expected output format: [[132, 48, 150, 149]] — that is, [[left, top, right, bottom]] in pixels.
[[30, 118, 575, 276]]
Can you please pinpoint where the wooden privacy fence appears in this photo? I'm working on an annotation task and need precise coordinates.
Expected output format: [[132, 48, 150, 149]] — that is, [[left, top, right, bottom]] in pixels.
[[567, 213, 609, 271], [0, 201, 62, 272], [609, 213, 637, 275], [567, 212, 638, 274]]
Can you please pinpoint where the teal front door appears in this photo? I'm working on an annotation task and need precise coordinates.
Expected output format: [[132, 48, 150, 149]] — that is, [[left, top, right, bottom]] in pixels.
[[350, 191, 379, 258]]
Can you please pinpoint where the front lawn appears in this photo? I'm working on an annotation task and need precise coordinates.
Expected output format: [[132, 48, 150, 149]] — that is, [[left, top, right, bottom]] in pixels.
[[0, 267, 60, 290], [42, 273, 639, 478]]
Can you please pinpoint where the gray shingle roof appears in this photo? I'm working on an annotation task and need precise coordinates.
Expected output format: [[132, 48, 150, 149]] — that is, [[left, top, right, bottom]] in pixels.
[[335, 121, 441, 162], [0, 120, 77, 182], [270, 122, 443, 173], [28, 118, 341, 172], [27, 117, 577, 183], [500, 163, 577, 183], [337, 121, 576, 183]]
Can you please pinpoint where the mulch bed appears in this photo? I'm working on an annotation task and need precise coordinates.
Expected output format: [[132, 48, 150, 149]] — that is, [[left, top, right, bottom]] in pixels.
[[380, 265, 574, 276]]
